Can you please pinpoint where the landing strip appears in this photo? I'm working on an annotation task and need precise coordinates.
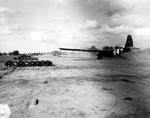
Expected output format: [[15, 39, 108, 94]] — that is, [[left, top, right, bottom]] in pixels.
[[0, 54, 150, 118]]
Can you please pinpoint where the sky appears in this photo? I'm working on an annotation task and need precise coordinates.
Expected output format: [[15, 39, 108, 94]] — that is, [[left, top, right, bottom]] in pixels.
[[0, 0, 150, 52]]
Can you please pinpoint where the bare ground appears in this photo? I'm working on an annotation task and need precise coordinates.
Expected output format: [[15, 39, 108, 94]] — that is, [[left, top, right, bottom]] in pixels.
[[0, 55, 150, 118]]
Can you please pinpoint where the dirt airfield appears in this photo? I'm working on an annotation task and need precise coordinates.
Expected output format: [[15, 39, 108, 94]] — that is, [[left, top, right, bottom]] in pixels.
[[1, 52, 150, 118]]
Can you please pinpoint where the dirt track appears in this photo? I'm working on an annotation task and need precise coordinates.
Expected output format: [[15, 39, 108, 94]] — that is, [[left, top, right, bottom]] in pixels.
[[1, 55, 150, 118]]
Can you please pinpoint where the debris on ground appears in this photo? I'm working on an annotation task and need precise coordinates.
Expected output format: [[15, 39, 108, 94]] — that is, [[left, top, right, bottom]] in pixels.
[[123, 97, 133, 101], [4, 54, 55, 67]]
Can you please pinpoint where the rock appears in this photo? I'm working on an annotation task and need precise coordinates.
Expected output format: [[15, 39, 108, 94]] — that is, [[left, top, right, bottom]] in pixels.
[[0, 104, 11, 118], [27, 99, 39, 109], [44, 80, 48, 84], [34, 99, 39, 105]]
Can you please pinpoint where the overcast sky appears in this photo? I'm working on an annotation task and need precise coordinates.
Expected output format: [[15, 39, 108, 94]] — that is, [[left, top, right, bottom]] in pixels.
[[0, 0, 150, 52]]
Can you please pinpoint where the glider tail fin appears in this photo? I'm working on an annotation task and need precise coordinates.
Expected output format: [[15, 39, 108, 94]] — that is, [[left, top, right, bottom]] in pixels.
[[125, 35, 133, 48]]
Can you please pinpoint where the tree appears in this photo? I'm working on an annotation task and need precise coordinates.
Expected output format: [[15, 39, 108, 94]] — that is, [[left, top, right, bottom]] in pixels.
[[89, 46, 98, 50], [12, 50, 19, 55]]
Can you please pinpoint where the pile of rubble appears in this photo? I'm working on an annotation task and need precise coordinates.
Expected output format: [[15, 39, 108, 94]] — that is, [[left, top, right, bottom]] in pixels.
[[5, 54, 54, 67], [13, 54, 38, 60]]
